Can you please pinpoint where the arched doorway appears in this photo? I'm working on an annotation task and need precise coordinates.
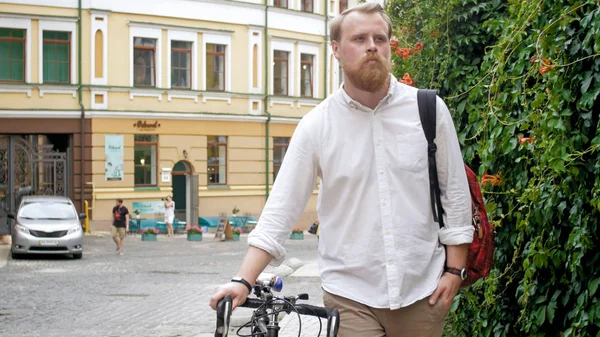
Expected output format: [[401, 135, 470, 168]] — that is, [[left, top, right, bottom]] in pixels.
[[171, 161, 196, 226]]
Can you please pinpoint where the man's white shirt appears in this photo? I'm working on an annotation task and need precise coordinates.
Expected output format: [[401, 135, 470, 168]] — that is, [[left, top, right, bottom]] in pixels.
[[248, 75, 474, 310]]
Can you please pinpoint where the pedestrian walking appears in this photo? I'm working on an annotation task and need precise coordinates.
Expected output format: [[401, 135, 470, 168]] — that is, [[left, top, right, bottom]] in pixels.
[[111, 198, 129, 255], [163, 196, 175, 237], [210, 4, 474, 336]]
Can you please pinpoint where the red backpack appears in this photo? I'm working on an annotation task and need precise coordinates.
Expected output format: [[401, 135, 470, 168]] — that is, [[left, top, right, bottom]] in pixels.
[[417, 89, 494, 287]]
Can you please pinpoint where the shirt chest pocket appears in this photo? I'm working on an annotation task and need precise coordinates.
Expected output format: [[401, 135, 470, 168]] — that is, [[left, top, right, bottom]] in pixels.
[[395, 134, 427, 173]]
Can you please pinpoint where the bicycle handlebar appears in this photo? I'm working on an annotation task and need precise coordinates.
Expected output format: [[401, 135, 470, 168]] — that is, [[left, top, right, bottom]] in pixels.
[[215, 296, 340, 337]]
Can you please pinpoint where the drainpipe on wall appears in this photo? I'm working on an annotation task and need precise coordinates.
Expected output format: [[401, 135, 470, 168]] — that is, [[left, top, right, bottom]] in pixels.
[[264, 2, 271, 201], [78, 0, 85, 212]]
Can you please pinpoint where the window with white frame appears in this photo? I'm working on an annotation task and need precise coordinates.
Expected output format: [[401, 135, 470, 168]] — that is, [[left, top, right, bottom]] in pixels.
[[129, 26, 162, 88], [301, 0, 313, 12], [206, 44, 226, 91], [273, 50, 289, 96], [0, 28, 25, 82], [271, 40, 294, 96], [274, 0, 288, 8], [171, 40, 192, 89], [133, 37, 156, 87], [39, 20, 76, 84], [202, 34, 231, 92], [42, 31, 70, 83], [0, 18, 31, 83], [168, 30, 197, 90], [298, 44, 319, 98]]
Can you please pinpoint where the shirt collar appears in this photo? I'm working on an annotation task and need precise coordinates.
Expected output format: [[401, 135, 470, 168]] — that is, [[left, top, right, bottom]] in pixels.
[[338, 74, 397, 111]]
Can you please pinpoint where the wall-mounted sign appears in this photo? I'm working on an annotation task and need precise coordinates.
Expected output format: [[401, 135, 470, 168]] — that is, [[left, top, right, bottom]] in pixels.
[[161, 168, 172, 183], [105, 135, 124, 181], [132, 201, 164, 215], [133, 120, 161, 130]]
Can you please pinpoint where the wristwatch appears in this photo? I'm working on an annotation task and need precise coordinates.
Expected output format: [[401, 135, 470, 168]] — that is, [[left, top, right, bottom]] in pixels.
[[445, 267, 467, 281], [231, 276, 253, 294]]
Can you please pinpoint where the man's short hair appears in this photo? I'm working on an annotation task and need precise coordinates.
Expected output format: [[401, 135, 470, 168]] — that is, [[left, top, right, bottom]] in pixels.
[[329, 3, 393, 43], [116, 198, 123, 204]]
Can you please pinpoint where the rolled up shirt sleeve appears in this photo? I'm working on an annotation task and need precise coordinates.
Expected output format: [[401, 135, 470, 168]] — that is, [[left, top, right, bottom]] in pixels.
[[247, 116, 320, 266], [434, 96, 474, 246]]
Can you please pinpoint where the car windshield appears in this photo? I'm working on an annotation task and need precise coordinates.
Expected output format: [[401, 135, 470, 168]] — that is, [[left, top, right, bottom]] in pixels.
[[18, 202, 77, 221]]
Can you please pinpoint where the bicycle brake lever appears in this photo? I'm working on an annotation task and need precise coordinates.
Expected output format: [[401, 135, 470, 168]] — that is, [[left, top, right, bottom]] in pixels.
[[297, 293, 309, 300], [215, 295, 232, 337]]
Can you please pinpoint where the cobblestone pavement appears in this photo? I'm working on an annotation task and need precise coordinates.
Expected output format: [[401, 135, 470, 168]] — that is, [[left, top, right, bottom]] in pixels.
[[0, 233, 326, 337]]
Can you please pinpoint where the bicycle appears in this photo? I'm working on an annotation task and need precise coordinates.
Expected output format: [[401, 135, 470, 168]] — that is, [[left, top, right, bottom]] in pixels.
[[215, 273, 340, 337]]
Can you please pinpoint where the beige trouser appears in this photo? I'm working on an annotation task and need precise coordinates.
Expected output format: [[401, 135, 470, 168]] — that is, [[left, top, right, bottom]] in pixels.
[[323, 291, 447, 337]]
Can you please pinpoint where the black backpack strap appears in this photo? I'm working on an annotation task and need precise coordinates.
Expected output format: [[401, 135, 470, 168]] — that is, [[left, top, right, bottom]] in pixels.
[[417, 89, 445, 229]]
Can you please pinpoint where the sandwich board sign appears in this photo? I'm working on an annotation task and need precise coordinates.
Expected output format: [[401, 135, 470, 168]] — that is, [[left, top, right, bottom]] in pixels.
[[214, 217, 233, 241]]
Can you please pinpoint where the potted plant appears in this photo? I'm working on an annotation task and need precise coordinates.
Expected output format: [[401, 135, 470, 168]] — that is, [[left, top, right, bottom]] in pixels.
[[231, 227, 241, 241], [140, 227, 159, 241], [186, 225, 203, 241], [290, 228, 304, 240], [133, 209, 141, 219]]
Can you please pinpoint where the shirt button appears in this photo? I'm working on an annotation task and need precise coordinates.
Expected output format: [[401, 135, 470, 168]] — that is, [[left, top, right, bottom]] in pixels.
[[378, 169, 384, 175], [376, 140, 381, 146], [388, 260, 394, 265]]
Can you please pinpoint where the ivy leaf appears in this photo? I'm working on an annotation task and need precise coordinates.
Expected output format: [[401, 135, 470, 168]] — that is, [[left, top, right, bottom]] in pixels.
[[558, 201, 567, 214], [547, 301, 557, 323], [458, 99, 467, 114], [581, 71, 593, 93], [590, 278, 600, 296], [536, 306, 546, 326], [580, 87, 600, 109]]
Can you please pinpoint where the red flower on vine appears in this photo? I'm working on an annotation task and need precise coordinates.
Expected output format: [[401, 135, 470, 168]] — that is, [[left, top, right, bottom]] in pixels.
[[415, 41, 424, 51], [531, 57, 555, 75], [390, 39, 399, 49], [395, 47, 411, 59], [481, 172, 502, 186], [519, 135, 535, 145], [399, 73, 414, 86]]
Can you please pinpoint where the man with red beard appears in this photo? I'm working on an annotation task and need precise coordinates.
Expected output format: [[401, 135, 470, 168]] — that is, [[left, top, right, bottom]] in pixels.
[[210, 4, 472, 336]]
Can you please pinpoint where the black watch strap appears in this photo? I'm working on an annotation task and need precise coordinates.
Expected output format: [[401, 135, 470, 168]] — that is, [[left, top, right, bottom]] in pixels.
[[231, 277, 252, 294], [445, 267, 467, 280]]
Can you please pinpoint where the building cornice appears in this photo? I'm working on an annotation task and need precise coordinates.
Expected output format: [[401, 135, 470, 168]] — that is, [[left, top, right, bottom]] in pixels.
[[0, 11, 78, 22]]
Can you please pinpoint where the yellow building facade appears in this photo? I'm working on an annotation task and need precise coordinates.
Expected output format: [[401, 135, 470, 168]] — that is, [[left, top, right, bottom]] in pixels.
[[0, 0, 354, 230]]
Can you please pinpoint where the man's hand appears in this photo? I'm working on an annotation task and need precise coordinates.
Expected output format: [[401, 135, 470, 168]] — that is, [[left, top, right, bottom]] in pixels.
[[428, 272, 462, 311], [210, 282, 250, 311]]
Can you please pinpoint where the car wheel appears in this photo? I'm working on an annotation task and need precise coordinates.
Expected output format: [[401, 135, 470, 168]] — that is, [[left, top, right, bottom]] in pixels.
[[11, 250, 23, 259], [73, 252, 83, 259]]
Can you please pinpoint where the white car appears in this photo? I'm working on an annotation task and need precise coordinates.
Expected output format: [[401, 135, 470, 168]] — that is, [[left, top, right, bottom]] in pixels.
[[9, 196, 86, 259]]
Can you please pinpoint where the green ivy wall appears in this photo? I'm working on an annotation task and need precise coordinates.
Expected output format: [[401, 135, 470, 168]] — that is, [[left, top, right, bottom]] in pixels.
[[385, 0, 600, 336]]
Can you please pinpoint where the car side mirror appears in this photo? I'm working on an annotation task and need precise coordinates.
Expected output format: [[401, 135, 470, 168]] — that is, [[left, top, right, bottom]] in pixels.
[[7, 212, 15, 219], [79, 213, 87, 220]]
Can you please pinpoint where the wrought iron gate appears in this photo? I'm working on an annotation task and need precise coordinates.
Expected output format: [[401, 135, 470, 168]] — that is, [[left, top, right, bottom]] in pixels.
[[0, 136, 69, 235]]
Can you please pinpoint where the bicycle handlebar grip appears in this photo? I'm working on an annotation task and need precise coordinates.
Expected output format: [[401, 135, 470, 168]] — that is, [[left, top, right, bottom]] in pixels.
[[327, 308, 340, 337], [238, 297, 264, 309], [215, 295, 232, 337]]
